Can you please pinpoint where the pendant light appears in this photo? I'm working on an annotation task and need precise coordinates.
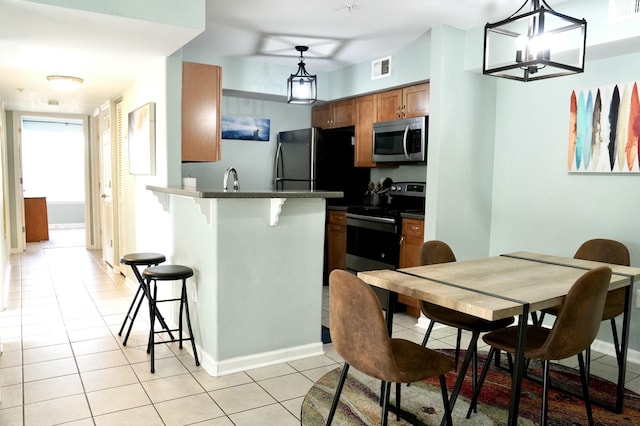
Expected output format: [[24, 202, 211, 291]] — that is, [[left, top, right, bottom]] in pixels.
[[287, 46, 317, 104], [483, 0, 586, 82]]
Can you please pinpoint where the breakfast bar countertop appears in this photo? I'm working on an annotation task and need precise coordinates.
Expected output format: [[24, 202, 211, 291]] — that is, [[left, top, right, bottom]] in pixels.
[[147, 185, 344, 199]]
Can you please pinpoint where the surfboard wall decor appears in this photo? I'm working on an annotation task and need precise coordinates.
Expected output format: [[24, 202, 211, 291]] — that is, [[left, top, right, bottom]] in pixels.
[[569, 80, 640, 173]]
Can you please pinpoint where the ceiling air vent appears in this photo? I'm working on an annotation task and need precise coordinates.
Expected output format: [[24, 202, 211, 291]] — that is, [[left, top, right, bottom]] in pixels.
[[609, 0, 640, 22], [371, 56, 391, 80]]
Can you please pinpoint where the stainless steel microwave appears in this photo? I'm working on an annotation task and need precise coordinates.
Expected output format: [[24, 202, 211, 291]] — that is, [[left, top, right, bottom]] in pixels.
[[372, 116, 427, 163]]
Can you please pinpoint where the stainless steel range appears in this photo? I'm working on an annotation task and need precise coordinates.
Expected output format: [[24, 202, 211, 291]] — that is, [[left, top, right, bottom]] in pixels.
[[345, 181, 425, 310], [345, 181, 426, 274]]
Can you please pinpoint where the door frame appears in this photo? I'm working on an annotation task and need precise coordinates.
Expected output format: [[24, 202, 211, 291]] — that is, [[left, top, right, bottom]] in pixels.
[[11, 111, 96, 252]]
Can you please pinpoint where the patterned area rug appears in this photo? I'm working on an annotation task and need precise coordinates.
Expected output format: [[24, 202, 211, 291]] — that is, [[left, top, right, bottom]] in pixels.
[[301, 350, 640, 425]]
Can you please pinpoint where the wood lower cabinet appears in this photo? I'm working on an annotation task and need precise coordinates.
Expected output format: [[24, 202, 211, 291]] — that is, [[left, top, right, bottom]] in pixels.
[[25, 197, 49, 242], [398, 217, 425, 317], [326, 210, 347, 278], [355, 95, 377, 168], [182, 62, 222, 162]]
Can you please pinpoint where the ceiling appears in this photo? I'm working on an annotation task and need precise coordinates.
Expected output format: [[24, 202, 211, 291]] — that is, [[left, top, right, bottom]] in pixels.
[[0, 0, 569, 115]]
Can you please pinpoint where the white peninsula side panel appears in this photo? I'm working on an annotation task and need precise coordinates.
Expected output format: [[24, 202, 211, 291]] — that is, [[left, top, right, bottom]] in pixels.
[[162, 193, 328, 376]]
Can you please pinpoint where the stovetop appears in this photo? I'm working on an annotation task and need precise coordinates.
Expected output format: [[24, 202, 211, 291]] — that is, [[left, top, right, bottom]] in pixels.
[[346, 181, 426, 219]]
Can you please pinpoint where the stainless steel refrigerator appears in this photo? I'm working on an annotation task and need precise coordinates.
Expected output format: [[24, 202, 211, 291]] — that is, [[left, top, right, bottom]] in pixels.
[[273, 127, 368, 204]]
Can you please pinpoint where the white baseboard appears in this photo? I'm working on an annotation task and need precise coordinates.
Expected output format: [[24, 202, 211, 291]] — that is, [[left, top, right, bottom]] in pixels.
[[199, 342, 325, 377]]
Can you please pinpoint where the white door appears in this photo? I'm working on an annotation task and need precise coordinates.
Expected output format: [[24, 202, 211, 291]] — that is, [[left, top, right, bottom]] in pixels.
[[99, 106, 115, 266]]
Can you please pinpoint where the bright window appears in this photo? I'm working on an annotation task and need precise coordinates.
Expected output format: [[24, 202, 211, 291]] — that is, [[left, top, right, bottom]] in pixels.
[[21, 118, 85, 202]]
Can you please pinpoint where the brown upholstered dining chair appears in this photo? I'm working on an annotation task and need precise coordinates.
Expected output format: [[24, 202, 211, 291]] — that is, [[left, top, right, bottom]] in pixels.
[[419, 241, 515, 391], [537, 238, 630, 374], [327, 269, 454, 426], [467, 266, 613, 426]]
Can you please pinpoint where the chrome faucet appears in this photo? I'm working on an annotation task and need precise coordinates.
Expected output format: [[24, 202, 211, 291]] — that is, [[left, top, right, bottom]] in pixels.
[[223, 167, 240, 191]]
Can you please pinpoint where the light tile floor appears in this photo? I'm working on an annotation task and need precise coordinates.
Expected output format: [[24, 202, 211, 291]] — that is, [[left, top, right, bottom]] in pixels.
[[1, 230, 640, 425]]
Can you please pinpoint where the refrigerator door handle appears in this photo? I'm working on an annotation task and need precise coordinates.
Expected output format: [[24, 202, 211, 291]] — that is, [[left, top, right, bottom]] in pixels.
[[273, 140, 284, 189]]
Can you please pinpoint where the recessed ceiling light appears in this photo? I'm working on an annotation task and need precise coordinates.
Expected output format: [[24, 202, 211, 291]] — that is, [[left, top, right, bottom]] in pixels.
[[47, 75, 84, 91]]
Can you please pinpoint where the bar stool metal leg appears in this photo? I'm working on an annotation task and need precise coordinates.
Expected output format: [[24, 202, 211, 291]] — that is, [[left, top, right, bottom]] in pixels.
[[119, 253, 173, 346], [143, 264, 200, 373]]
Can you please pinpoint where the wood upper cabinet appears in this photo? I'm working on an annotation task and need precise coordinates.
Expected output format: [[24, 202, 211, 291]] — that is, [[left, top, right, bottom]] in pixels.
[[354, 94, 377, 168], [376, 89, 403, 122], [326, 210, 347, 277], [398, 217, 425, 317], [376, 83, 430, 122], [182, 62, 222, 162], [311, 104, 330, 128], [312, 99, 355, 129]]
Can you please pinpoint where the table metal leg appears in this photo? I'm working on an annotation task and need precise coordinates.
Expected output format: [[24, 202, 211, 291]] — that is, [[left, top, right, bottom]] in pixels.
[[384, 290, 397, 335], [616, 283, 632, 413], [508, 305, 529, 426]]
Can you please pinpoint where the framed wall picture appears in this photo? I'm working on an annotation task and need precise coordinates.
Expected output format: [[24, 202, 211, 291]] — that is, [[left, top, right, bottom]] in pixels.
[[128, 102, 156, 175]]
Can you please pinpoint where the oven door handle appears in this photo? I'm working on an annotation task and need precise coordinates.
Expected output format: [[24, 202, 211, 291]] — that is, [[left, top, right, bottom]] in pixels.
[[346, 213, 396, 224]]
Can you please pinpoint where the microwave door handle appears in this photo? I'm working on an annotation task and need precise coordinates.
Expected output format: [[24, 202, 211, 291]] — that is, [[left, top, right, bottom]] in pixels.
[[403, 125, 410, 160]]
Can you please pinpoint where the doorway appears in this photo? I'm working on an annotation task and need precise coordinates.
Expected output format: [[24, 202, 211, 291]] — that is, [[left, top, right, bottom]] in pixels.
[[13, 112, 93, 251]]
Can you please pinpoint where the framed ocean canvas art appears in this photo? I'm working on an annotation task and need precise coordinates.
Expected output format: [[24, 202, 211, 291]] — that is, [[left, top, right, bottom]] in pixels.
[[221, 115, 270, 141]]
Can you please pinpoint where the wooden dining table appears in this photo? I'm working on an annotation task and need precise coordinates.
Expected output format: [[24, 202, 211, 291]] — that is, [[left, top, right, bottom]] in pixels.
[[357, 251, 640, 426]]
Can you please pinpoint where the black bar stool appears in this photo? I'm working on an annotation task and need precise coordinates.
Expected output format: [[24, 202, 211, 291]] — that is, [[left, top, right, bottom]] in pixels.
[[143, 264, 200, 373], [119, 253, 173, 345]]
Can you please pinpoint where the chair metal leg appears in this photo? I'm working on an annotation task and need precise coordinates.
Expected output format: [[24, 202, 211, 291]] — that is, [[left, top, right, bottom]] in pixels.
[[454, 329, 462, 369], [466, 346, 496, 418], [441, 331, 480, 425], [610, 318, 622, 368], [421, 320, 435, 347], [541, 360, 551, 426], [381, 381, 391, 426], [439, 375, 453, 426], [327, 363, 349, 425], [395, 382, 401, 421], [578, 352, 595, 426]]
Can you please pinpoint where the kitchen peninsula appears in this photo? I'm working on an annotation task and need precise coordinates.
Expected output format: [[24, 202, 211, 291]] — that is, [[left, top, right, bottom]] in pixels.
[[146, 185, 342, 376]]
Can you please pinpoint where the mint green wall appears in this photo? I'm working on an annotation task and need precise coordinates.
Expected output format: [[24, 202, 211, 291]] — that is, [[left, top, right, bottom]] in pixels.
[[489, 50, 640, 355], [427, 26, 497, 260], [327, 31, 432, 100], [182, 96, 312, 190], [181, 50, 330, 101], [26, 0, 206, 28]]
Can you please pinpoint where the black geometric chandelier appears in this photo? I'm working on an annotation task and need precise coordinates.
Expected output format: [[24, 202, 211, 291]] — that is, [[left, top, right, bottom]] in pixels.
[[287, 46, 317, 104], [483, 0, 587, 82]]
